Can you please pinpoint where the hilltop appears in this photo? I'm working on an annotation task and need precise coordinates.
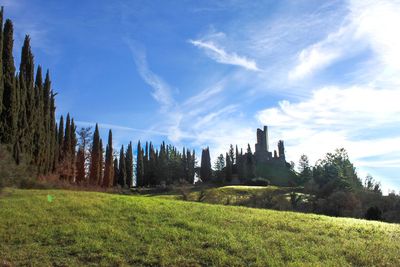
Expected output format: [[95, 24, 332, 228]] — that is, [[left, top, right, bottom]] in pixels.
[[1, 189, 399, 266]]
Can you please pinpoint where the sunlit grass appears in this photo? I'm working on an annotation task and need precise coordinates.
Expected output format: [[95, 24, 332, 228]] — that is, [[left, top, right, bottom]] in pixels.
[[1, 188, 399, 266]]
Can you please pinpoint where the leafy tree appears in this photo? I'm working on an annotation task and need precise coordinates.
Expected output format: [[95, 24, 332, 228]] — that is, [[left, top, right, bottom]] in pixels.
[[214, 154, 225, 171], [364, 174, 381, 194], [76, 126, 92, 171], [312, 148, 362, 196], [297, 154, 312, 185]]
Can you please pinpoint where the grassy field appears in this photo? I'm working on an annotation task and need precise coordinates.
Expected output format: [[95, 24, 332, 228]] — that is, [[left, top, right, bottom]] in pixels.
[[1, 188, 400, 266], [181, 185, 298, 205]]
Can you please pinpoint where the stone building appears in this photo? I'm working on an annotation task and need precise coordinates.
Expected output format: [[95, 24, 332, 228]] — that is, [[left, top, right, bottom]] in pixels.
[[254, 126, 286, 164]]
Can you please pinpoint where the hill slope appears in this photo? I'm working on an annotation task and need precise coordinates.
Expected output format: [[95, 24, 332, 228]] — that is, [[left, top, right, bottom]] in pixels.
[[1, 189, 399, 266]]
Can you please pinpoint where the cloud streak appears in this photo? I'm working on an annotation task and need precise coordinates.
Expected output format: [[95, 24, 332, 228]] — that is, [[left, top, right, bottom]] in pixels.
[[189, 39, 260, 71], [126, 40, 175, 111]]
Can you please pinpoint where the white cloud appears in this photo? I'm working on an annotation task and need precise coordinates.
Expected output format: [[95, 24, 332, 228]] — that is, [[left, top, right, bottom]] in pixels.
[[288, 24, 356, 80], [189, 39, 260, 71], [289, 0, 400, 81], [126, 40, 175, 111]]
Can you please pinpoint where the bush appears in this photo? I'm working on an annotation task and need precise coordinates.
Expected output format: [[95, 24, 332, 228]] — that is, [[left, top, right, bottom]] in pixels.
[[365, 206, 382, 221], [0, 145, 36, 188], [246, 177, 270, 186]]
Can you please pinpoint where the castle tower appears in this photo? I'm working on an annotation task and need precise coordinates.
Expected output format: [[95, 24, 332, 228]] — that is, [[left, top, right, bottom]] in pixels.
[[255, 126, 272, 162], [264, 125, 269, 152]]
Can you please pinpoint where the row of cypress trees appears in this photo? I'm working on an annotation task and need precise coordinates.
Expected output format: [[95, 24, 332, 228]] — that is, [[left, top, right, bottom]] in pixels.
[[136, 141, 196, 186], [0, 8, 58, 175], [200, 144, 256, 183]]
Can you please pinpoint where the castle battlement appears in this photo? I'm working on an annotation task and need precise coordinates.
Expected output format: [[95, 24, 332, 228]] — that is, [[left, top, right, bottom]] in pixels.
[[254, 126, 285, 164]]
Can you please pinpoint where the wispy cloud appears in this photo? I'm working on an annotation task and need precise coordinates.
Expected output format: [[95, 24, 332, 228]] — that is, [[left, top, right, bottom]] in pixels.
[[288, 0, 400, 81], [75, 120, 169, 136], [189, 39, 260, 71], [126, 40, 175, 111]]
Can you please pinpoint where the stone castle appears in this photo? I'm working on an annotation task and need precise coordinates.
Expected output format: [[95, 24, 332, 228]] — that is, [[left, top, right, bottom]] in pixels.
[[254, 126, 286, 164]]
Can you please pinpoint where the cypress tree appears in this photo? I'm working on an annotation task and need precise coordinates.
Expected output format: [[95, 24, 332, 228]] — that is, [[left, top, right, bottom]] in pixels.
[[113, 157, 119, 186], [200, 147, 212, 182], [0, 7, 4, 116], [102, 130, 113, 187], [89, 124, 101, 185], [33, 66, 45, 173], [125, 141, 133, 188], [0, 19, 17, 144], [118, 145, 126, 187], [49, 91, 56, 172], [59, 113, 71, 180], [57, 115, 64, 163], [19, 35, 35, 91], [136, 141, 144, 187], [99, 139, 104, 186], [76, 147, 85, 184], [42, 70, 51, 173], [63, 114, 71, 159], [70, 119, 77, 181], [225, 152, 232, 182], [17, 72, 28, 156], [19, 36, 35, 159]]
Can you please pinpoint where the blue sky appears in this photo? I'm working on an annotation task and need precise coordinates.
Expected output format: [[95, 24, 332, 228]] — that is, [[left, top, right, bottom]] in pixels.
[[4, 0, 400, 192]]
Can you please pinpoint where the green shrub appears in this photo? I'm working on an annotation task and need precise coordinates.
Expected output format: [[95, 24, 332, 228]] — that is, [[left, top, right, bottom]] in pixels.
[[246, 177, 270, 186]]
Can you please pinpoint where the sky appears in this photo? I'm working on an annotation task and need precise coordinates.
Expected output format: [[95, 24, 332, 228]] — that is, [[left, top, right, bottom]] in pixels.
[[3, 0, 400, 192]]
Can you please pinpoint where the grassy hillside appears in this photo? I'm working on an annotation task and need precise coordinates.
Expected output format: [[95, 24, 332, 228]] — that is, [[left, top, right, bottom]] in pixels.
[[1, 189, 399, 266], [181, 185, 299, 207]]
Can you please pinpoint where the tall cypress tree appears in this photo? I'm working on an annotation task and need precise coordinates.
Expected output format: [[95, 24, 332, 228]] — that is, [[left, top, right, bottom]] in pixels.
[[19, 35, 35, 92], [136, 141, 144, 187], [0, 19, 17, 144], [70, 119, 77, 181], [33, 66, 45, 172], [57, 115, 64, 163], [118, 145, 126, 187], [113, 157, 119, 187], [125, 142, 133, 187], [42, 70, 52, 173], [225, 152, 232, 182], [102, 130, 113, 187], [49, 91, 56, 172], [98, 139, 104, 186], [89, 124, 101, 185], [76, 147, 85, 184], [19, 35, 35, 159], [0, 7, 4, 116], [200, 147, 212, 182]]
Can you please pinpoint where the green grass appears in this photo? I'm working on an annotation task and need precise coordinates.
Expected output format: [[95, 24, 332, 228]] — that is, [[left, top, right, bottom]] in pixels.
[[1, 188, 399, 266], [181, 185, 298, 206]]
